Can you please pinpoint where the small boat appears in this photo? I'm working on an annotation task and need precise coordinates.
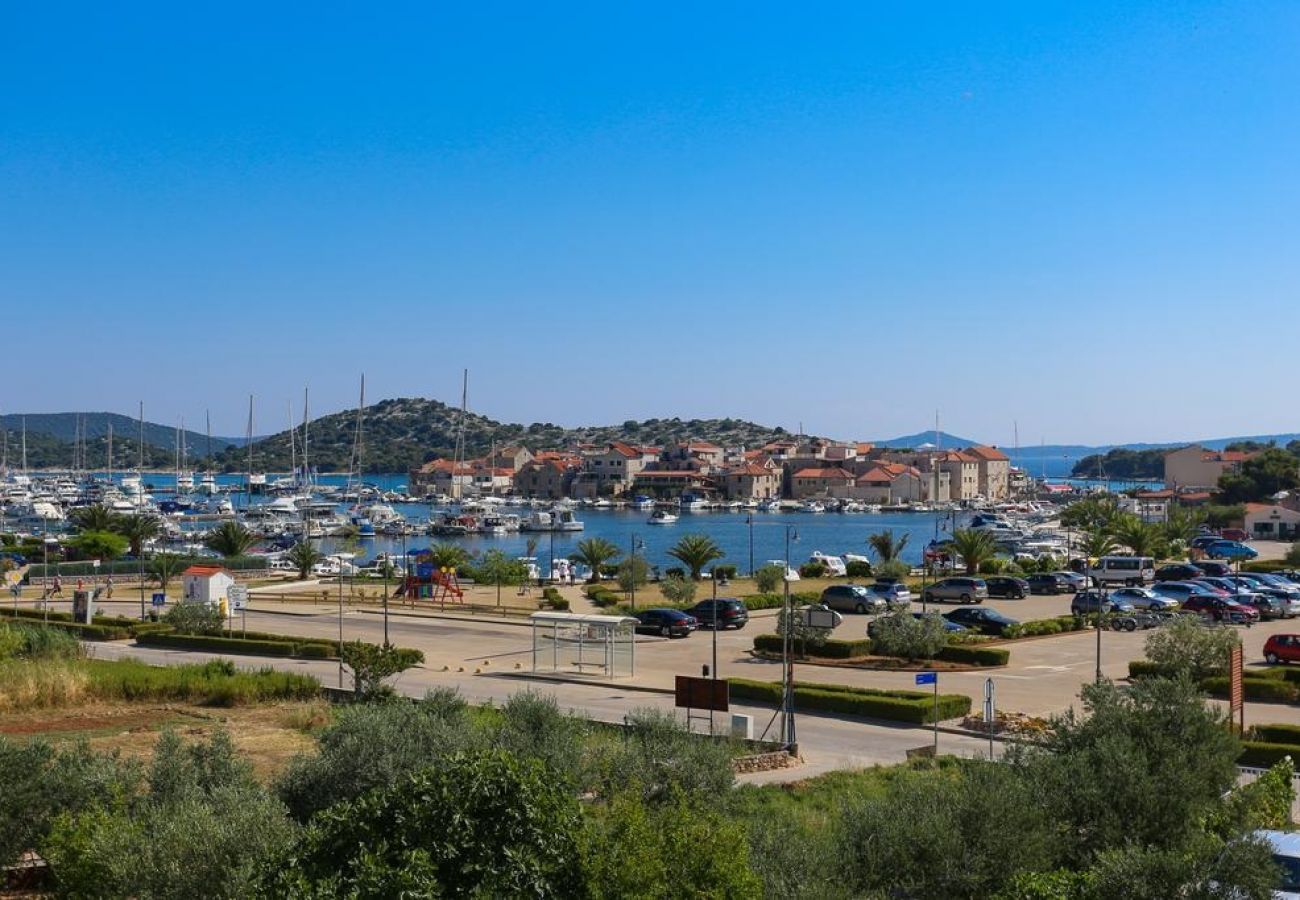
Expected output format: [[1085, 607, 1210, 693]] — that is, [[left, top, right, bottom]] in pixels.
[[631, 495, 656, 511], [648, 510, 679, 525]]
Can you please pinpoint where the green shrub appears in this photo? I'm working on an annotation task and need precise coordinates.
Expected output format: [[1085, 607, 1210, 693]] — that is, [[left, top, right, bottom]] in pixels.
[[755, 565, 785, 594], [798, 561, 827, 579], [728, 678, 970, 724], [83, 658, 319, 706], [660, 575, 697, 605], [741, 593, 785, 611], [136, 632, 338, 659], [1202, 676, 1299, 704], [1128, 659, 1172, 679], [870, 612, 948, 661], [1250, 723, 1300, 744], [664, 567, 686, 580], [790, 590, 822, 605], [1239, 741, 1300, 768], [712, 565, 737, 580], [936, 645, 1010, 666], [845, 560, 873, 579], [542, 587, 562, 602], [162, 602, 226, 636], [752, 633, 871, 659], [875, 560, 911, 580]]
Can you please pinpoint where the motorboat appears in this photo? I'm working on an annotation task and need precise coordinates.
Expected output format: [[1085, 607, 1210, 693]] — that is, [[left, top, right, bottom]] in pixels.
[[631, 495, 656, 510], [808, 551, 847, 577], [679, 494, 709, 512], [648, 510, 679, 525]]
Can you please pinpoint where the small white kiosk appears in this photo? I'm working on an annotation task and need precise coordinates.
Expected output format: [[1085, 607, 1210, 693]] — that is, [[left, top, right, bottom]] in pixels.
[[529, 612, 638, 679], [180, 565, 236, 608]]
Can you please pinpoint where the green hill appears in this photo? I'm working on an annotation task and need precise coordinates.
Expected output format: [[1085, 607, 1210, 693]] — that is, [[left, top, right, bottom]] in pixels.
[[211, 397, 800, 474]]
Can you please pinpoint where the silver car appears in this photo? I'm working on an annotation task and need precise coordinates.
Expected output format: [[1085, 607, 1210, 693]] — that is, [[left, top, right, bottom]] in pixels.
[[1110, 587, 1178, 612]]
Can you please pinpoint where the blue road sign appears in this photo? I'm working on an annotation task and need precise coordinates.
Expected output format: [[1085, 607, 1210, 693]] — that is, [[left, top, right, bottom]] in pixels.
[[151, 593, 166, 607], [915, 671, 937, 686]]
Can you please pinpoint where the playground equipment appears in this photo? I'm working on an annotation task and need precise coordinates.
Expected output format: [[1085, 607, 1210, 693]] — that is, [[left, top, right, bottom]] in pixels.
[[396, 561, 464, 606]]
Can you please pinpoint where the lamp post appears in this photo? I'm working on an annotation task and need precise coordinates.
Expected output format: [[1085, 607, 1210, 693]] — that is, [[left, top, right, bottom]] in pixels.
[[746, 514, 754, 577], [1094, 581, 1108, 684], [42, 527, 50, 624], [710, 574, 718, 735], [338, 568, 345, 690], [382, 551, 391, 646], [629, 534, 644, 611], [781, 525, 799, 748]]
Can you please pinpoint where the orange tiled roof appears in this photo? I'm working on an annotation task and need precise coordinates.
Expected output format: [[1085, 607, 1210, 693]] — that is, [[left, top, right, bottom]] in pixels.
[[966, 445, 1010, 461], [183, 565, 227, 577], [793, 467, 855, 480]]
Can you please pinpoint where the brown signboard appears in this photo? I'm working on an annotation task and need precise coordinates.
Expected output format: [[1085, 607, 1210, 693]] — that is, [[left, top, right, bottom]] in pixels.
[[675, 675, 729, 713], [1229, 644, 1244, 731]]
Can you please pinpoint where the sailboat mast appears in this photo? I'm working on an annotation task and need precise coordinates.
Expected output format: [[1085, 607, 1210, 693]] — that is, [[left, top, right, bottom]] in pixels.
[[138, 402, 144, 471], [348, 374, 365, 494], [246, 395, 254, 507], [107, 423, 113, 482], [21, 417, 27, 476], [452, 369, 468, 500], [302, 387, 310, 491], [288, 400, 297, 488]]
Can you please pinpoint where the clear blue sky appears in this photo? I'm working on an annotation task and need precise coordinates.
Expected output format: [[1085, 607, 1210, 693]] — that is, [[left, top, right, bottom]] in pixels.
[[3, 2, 1298, 446]]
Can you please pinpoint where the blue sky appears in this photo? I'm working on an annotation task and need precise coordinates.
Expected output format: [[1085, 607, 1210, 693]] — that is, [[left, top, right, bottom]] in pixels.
[[2, 2, 1298, 445]]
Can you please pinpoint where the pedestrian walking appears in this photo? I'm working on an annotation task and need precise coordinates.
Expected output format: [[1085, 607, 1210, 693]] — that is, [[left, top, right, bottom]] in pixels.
[[51, 575, 63, 597], [106, 575, 114, 599]]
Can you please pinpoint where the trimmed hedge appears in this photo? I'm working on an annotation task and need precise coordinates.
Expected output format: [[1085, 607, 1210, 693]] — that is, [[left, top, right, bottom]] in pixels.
[[1202, 675, 1299, 703], [729, 677, 971, 725], [936, 645, 1010, 667], [26, 554, 269, 578], [1242, 561, 1294, 574], [1250, 723, 1300, 744], [1240, 741, 1300, 768], [752, 633, 872, 659], [1003, 616, 1088, 639], [1128, 660, 1174, 679], [137, 631, 335, 659], [741, 593, 785, 611]]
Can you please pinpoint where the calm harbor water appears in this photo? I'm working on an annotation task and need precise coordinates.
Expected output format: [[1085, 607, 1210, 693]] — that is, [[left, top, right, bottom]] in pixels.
[[75, 469, 1159, 572]]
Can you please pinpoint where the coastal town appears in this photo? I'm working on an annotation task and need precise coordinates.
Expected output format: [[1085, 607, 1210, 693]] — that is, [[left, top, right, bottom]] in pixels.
[[6, 2, 1300, 896]]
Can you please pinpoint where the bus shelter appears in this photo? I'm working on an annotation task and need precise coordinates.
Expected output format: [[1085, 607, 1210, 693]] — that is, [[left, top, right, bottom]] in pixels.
[[529, 612, 637, 679]]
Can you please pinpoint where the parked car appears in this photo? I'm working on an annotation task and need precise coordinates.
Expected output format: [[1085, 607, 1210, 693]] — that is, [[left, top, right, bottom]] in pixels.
[[1054, 570, 1088, 592], [1086, 556, 1154, 587], [866, 581, 912, 608], [1070, 590, 1137, 617], [1190, 560, 1233, 578], [1263, 634, 1300, 665], [1220, 528, 1248, 542], [1025, 573, 1073, 595], [633, 608, 698, 637], [1238, 572, 1300, 599], [1151, 581, 1227, 605], [1110, 586, 1179, 611], [921, 577, 989, 604], [686, 598, 750, 630], [820, 584, 886, 614], [1205, 540, 1258, 560], [1181, 595, 1259, 624], [1241, 593, 1288, 620], [942, 607, 1019, 636], [1253, 829, 1300, 897], [985, 576, 1030, 599], [1155, 563, 1202, 582], [1190, 535, 1222, 551]]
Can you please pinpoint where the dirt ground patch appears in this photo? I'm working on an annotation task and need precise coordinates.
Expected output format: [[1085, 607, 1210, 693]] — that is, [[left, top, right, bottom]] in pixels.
[[0, 701, 329, 781]]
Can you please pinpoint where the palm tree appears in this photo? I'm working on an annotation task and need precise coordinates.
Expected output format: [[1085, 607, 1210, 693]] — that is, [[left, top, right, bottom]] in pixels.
[[867, 529, 910, 563], [1113, 515, 1163, 559], [1060, 496, 1121, 533], [205, 521, 257, 558], [286, 541, 323, 580], [948, 529, 998, 575], [1162, 507, 1203, 554], [426, 543, 470, 572], [150, 553, 186, 590], [117, 513, 162, 558], [1079, 529, 1118, 560], [70, 504, 119, 534], [667, 533, 725, 581], [569, 537, 622, 582]]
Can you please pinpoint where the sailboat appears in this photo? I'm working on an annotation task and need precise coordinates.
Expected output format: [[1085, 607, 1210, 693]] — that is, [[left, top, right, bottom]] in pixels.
[[175, 420, 194, 494]]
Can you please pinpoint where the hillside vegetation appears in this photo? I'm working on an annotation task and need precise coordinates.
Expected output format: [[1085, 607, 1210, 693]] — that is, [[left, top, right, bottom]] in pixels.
[[212, 397, 800, 473]]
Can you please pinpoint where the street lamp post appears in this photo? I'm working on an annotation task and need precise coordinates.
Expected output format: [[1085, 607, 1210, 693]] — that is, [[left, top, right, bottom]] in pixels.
[[781, 525, 799, 748], [1094, 582, 1108, 684], [629, 534, 643, 611], [746, 514, 754, 577]]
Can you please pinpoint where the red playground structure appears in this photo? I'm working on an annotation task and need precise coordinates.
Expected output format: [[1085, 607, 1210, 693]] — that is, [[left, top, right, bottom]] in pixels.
[[396, 558, 465, 606]]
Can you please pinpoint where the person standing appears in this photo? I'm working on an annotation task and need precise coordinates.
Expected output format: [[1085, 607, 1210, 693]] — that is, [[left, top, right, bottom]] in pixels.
[[51, 574, 63, 597]]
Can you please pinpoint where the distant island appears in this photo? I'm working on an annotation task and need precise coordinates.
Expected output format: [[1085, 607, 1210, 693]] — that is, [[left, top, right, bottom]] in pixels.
[[1070, 448, 1168, 480]]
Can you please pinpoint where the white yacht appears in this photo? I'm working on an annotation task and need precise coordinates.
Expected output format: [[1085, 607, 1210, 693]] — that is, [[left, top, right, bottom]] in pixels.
[[648, 509, 679, 525]]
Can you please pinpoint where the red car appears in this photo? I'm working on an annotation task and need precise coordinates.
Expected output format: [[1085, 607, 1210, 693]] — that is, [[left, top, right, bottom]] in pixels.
[[1182, 595, 1259, 624], [1265, 634, 1300, 664]]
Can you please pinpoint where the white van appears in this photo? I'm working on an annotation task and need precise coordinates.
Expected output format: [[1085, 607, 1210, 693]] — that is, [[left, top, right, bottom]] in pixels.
[[808, 551, 847, 577], [1088, 555, 1155, 587]]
